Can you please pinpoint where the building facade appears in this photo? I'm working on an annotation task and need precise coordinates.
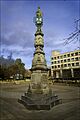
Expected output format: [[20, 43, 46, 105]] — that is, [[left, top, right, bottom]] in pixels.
[[51, 50, 80, 80]]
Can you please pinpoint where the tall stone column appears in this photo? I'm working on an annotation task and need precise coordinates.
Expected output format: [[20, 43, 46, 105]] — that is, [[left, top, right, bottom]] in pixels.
[[31, 7, 48, 94], [56, 71, 59, 78], [71, 68, 74, 77], [60, 69, 62, 78], [51, 70, 53, 77]]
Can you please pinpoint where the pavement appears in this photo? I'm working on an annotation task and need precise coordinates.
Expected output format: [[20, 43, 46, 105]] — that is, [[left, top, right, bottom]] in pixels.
[[0, 82, 80, 120]]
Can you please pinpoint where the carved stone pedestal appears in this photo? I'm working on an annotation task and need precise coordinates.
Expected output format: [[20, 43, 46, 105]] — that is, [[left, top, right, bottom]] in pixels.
[[18, 87, 62, 110]]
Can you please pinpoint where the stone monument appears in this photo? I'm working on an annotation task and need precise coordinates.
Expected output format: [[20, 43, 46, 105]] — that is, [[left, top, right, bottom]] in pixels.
[[18, 7, 61, 110]]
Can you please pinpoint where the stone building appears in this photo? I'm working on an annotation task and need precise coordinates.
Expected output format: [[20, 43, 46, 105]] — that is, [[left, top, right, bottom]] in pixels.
[[51, 50, 80, 80]]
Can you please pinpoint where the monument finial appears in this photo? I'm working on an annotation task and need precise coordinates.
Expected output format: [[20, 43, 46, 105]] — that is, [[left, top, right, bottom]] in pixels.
[[35, 7, 43, 35], [36, 6, 42, 17]]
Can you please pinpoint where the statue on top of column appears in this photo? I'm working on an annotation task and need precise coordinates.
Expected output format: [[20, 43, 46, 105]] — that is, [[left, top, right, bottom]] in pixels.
[[36, 7, 42, 18]]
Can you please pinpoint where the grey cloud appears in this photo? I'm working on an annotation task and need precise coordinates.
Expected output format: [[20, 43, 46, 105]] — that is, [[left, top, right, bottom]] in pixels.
[[1, 46, 33, 59], [45, 37, 63, 48], [44, 31, 63, 48], [15, 49, 33, 57], [1, 29, 33, 48]]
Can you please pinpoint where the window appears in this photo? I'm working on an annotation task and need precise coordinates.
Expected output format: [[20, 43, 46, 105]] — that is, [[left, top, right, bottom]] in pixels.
[[72, 63, 74, 66], [61, 64, 63, 68], [64, 55, 66, 58], [75, 57, 79, 61], [75, 52, 78, 56], [51, 62, 53, 64], [54, 61, 56, 64], [57, 56, 59, 59], [64, 64, 67, 67], [61, 60, 63, 63], [51, 57, 53, 60], [68, 59, 70, 62], [55, 66, 57, 68], [68, 64, 71, 67], [64, 59, 66, 62], [58, 65, 60, 68], [76, 62, 79, 66], [54, 57, 56, 59], [71, 58, 74, 61], [60, 56, 62, 59], [71, 53, 74, 56], [67, 54, 70, 57], [58, 60, 60, 63], [52, 66, 54, 68]]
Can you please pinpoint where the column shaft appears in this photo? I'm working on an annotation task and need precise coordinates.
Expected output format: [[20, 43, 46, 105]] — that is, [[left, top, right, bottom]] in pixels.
[[71, 69, 74, 77], [60, 69, 62, 78]]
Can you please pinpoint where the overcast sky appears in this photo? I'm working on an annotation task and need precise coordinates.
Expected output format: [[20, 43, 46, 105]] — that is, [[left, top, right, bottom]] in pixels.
[[1, 0, 80, 68]]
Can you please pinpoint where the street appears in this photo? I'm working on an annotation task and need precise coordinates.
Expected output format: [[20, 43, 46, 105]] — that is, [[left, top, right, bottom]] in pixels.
[[0, 82, 80, 120]]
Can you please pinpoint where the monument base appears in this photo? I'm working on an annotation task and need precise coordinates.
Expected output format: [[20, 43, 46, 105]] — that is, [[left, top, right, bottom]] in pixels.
[[18, 92, 62, 110]]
